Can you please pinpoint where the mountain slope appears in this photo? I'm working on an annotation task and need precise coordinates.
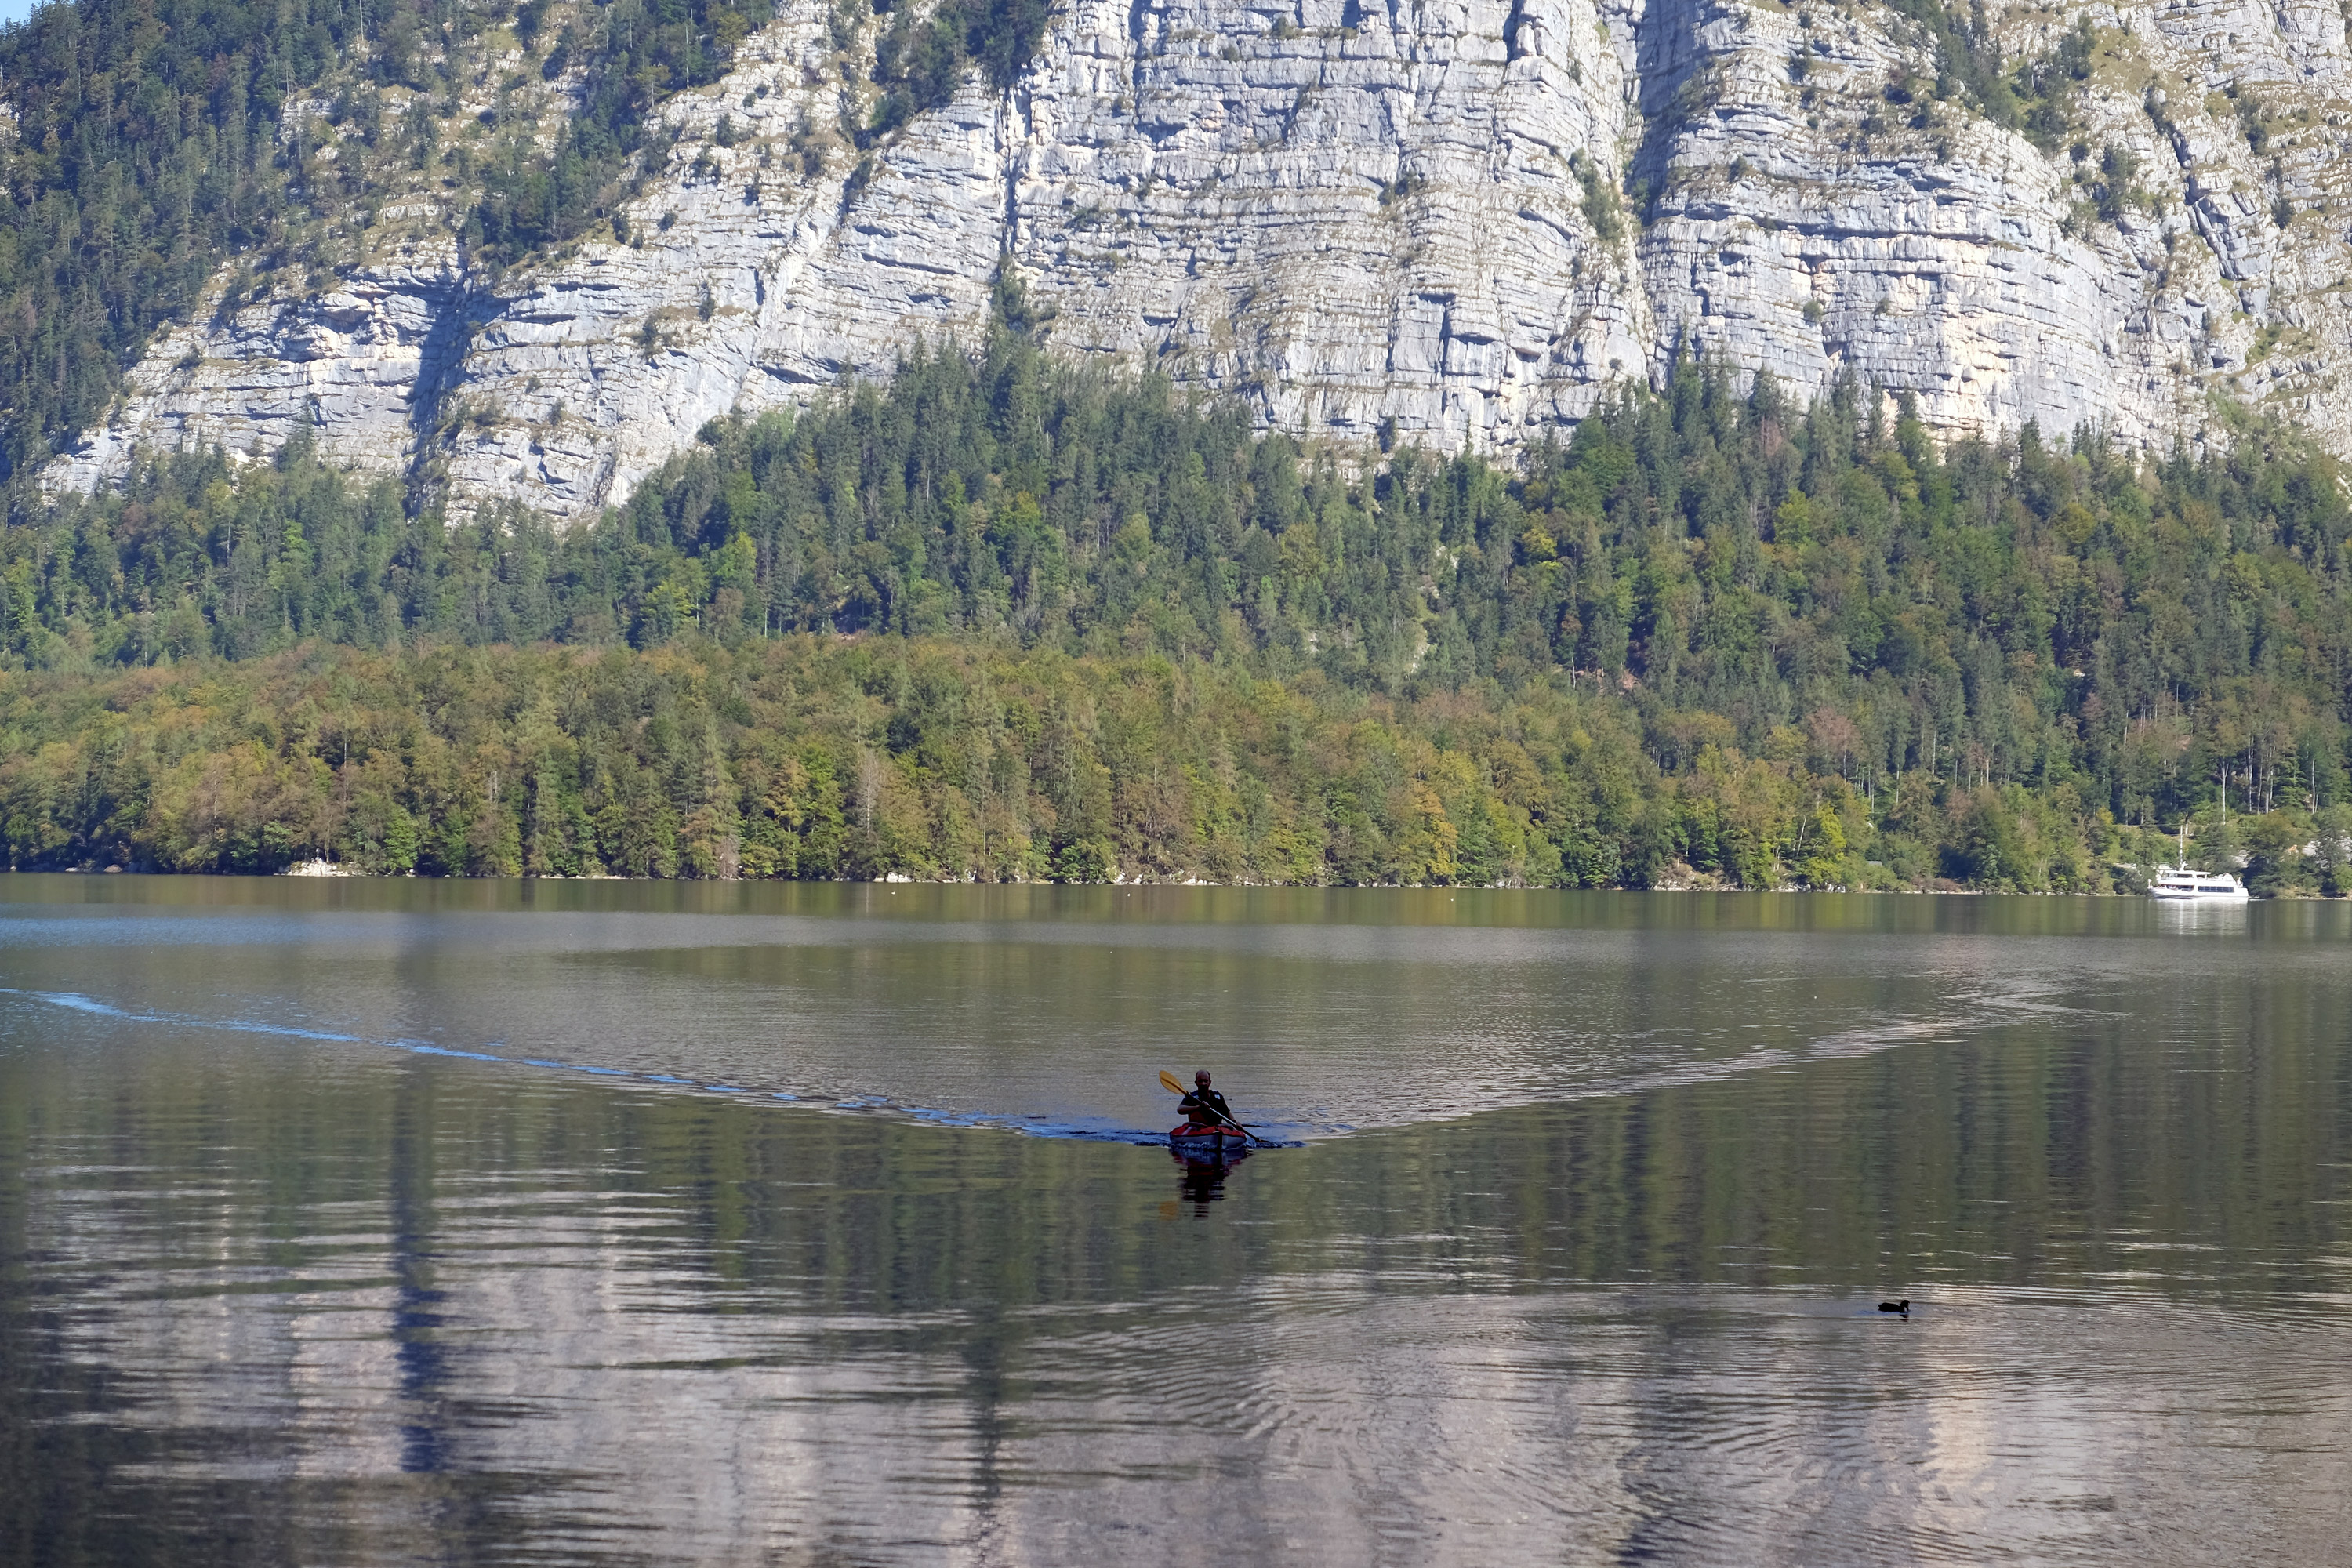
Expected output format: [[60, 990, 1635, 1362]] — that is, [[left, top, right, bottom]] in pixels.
[[35, 0, 2352, 521]]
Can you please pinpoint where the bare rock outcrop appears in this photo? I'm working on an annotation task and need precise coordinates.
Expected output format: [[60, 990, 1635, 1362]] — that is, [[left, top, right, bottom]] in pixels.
[[49, 0, 2352, 522]]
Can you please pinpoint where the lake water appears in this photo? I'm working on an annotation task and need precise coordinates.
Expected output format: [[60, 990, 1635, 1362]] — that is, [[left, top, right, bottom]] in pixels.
[[2, 876, 2348, 1564]]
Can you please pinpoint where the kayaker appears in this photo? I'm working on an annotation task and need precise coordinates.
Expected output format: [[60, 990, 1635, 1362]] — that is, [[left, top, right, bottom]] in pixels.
[[1178, 1070, 1234, 1131]]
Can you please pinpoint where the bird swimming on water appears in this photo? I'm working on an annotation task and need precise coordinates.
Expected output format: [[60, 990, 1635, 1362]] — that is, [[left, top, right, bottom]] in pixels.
[[1877, 1299, 1910, 1316]]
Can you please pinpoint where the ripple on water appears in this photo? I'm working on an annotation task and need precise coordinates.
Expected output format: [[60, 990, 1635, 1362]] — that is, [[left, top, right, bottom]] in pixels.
[[5, 884, 2350, 1563]]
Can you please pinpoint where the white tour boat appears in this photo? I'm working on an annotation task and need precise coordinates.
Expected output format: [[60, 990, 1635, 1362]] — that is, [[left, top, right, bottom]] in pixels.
[[2149, 865, 2250, 902], [2148, 826, 2249, 902]]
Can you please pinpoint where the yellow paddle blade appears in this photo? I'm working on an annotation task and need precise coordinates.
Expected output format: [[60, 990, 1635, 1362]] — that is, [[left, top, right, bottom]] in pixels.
[[1158, 1070, 1185, 1094]]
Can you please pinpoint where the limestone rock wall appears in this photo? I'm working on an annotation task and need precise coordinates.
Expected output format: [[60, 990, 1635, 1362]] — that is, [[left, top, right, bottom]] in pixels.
[[48, 0, 2352, 522]]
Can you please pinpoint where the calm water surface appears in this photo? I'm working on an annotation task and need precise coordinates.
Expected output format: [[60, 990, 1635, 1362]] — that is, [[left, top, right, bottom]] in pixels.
[[2, 877, 2348, 1564]]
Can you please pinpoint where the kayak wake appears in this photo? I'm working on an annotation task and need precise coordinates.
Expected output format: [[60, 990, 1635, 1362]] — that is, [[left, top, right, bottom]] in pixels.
[[0, 985, 1299, 1146]]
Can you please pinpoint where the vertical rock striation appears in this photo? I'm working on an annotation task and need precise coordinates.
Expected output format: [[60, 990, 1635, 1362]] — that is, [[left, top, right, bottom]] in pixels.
[[49, 0, 2352, 523]]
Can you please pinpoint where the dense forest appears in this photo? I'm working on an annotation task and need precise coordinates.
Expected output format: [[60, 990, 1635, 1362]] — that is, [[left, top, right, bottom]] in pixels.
[[9, 631, 2345, 892], [4, 0, 2349, 891], [6, 290, 2352, 891], [0, 0, 360, 480]]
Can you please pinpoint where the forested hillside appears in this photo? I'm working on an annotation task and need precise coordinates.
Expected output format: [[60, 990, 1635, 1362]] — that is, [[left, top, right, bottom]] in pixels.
[[0, 0, 760, 483], [6, 632, 2344, 892], [6, 296, 2352, 890]]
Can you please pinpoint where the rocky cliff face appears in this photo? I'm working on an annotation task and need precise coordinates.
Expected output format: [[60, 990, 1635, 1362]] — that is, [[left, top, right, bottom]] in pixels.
[[49, 0, 2352, 522]]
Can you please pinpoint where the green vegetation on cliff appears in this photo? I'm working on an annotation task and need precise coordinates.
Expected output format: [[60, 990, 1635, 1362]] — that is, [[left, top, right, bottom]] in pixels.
[[0, 0, 1073, 486], [0, 0, 774, 480], [0, 0, 365, 480], [6, 303, 2352, 890]]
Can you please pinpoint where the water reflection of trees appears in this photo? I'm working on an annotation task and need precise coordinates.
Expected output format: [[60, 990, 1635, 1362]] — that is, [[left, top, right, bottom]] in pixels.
[[6, 977, 2351, 1557]]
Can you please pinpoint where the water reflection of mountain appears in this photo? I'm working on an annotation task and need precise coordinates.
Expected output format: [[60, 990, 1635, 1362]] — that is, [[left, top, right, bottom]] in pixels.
[[7, 883, 2352, 1563], [9, 1010, 2349, 1564]]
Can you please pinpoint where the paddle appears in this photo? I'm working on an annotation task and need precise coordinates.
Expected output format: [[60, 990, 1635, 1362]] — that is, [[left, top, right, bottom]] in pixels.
[[1158, 1069, 1266, 1145]]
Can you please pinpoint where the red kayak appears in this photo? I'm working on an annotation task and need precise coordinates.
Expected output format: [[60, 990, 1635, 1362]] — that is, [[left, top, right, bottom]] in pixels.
[[1168, 1123, 1250, 1149]]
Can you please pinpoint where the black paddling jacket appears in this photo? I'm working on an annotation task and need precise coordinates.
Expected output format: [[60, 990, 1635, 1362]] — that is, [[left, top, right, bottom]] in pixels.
[[1180, 1087, 1232, 1126]]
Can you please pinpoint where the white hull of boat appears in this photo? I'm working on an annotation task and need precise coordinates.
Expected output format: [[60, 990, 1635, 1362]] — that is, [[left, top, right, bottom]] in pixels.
[[2149, 868, 2250, 902]]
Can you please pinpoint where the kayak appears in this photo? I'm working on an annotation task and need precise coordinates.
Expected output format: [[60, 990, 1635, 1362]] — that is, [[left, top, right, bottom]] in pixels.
[[1168, 1123, 1250, 1149]]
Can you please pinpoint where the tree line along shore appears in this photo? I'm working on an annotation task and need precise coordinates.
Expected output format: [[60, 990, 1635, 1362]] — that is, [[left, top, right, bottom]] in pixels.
[[0, 637, 2343, 892], [6, 314, 2352, 892]]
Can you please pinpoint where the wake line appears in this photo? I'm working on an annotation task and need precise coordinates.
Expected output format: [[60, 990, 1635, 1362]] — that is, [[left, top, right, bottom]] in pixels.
[[16, 986, 367, 1041], [0, 986, 1185, 1145], [1472, 976, 2116, 1116]]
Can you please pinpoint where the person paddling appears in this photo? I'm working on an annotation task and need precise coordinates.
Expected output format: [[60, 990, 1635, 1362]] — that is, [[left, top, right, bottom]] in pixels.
[[1177, 1070, 1234, 1132], [1157, 1067, 1262, 1145]]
